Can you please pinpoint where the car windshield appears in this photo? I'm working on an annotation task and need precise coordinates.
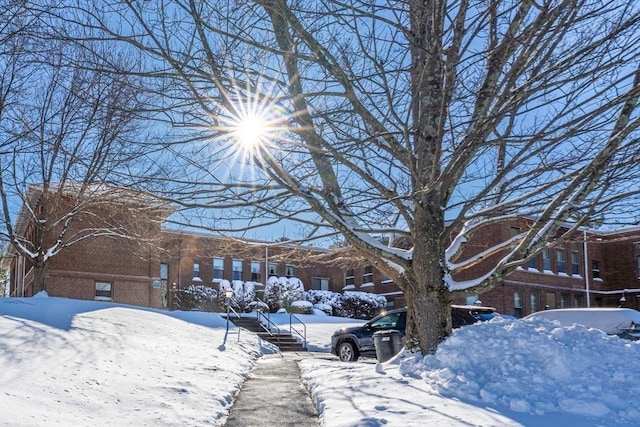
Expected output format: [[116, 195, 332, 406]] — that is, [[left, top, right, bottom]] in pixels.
[[369, 312, 401, 329]]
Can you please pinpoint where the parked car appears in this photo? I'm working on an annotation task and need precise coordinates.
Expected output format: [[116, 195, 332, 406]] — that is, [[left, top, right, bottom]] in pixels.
[[524, 308, 640, 339], [331, 305, 497, 362]]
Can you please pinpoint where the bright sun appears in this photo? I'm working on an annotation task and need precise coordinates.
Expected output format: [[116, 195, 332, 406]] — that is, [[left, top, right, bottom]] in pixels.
[[234, 114, 270, 150]]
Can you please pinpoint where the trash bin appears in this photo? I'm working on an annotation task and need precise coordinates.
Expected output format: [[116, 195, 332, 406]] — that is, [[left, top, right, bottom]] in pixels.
[[373, 330, 403, 362]]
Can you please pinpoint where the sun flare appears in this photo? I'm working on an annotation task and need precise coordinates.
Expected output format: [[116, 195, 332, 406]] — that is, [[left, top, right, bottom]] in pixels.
[[234, 114, 270, 150]]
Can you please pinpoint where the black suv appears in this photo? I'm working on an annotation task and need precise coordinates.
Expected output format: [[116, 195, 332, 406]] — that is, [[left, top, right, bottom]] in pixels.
[[330, 305, 496, 362]]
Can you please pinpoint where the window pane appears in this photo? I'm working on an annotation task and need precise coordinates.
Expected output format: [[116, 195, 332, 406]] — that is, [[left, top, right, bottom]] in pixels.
[[542, 249, 551, 270], [232, 259, 243, 281], [193, 263, 201, 280], [592, 260, 601, 279], [160, 263, 169, 280], [268, 262, 279, 276], [95, 282, 112, 300], [514, 292, 522, 318], [556, 249, 565, 273], [213, 258, 224, 280], [363, 265, 373, 283], [574, 295, 583, 307], [530, 293, 539, 313], [251, 261, 261, 282], [312, 277, 329, 291], [345, 269, 355, 286], [510, 227, 520, 251], [285, 265, 294, 277], [571, 251, 580, 275]]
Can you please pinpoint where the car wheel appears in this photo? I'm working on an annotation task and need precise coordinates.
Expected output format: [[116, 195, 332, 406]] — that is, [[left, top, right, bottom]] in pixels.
[[338, 341, 358, 362]]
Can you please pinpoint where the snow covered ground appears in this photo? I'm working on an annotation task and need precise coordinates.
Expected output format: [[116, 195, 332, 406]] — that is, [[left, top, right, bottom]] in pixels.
[[2, 294, 640, 426]]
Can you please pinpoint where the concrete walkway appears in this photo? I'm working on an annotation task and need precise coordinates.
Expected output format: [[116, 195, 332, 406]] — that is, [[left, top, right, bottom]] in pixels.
[[224, 352, 328, 426]]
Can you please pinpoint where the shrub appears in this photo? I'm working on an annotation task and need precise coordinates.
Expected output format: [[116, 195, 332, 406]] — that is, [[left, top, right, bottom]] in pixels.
[[338, 291, 387, 319], [306, 289, 343, 316], [290, 300, 314, 314], [263, 276, 305, 312], [305, 289, 386, 319], [176, 285, 220, 312]]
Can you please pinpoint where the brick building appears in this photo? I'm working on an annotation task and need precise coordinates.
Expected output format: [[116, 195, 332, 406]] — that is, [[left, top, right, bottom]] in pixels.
[[0, 186, 348, 308], [2, 187, 639, 316], [2, 223, 348, 310], [449, 219, 640, 316]]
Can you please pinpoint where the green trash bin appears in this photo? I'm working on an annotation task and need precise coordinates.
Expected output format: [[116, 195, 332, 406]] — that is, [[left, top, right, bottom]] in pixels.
[[373, 329, 403, 362]]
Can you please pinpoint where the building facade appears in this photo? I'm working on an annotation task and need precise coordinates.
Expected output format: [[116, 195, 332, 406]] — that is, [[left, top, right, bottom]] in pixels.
[[3, 189, 639, 315], [450, 219, 640, 315]]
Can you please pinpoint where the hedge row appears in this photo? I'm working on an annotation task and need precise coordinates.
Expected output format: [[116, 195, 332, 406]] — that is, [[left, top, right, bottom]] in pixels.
[[175, 284, 387, 320]]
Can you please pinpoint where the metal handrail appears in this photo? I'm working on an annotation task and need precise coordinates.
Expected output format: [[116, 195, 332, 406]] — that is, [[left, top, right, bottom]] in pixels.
[[256, 310, 282, 348], [288, 312, 307, 350], [254, 297, 308, 350], [226, 304, 241, 341], [227, 304, 241, 319]]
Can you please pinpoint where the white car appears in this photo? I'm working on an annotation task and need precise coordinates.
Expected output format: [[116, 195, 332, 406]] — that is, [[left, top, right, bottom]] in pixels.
[[524, 308, 640, 339]]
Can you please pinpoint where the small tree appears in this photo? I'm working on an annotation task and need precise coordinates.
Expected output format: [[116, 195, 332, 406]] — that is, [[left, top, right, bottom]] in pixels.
[[0, 26, 151, 294]]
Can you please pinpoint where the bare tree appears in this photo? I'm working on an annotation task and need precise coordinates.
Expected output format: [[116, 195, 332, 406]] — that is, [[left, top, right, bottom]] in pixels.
[[0, 10, 155, 294], [64, 0, 640, 353]]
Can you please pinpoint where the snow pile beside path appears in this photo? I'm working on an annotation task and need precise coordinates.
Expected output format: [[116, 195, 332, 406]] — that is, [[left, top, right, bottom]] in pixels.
[[401, 317, 640, 423], [0, 295, 266, 426]]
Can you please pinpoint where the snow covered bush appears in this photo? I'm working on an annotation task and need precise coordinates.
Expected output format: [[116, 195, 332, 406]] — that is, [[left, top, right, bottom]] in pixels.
[[337, 291, 387, 319], [175, 285, 220, 312], [305, 289, 387, 319], [217, 280, 258, 313], [263, 276, 305, 312], [290, 300, 314, 314], [232, 280, 257, 312], [306, 290, 343, 315]]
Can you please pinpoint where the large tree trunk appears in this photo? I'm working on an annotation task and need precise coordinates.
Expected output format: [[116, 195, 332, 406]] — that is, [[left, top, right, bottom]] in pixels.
[[405, 203, 451, 354], [33, 259, 47, 295]]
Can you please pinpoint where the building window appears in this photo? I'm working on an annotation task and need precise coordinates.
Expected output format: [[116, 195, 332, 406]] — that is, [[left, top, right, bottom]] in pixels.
[[542, 249, 552, 271], [311, 277, 329, 291], [571, 250, 580, 275], [527, 254, 538, 270], [213, 258, 224, 281], [574, 295, 583, 308], [556, 249, 565, 274], [560, 294, 568, 308], [530, 293, 539, 313], [95, 282, 112, 301], [510, 226, 520, 251], [345, 269, 355, 287], [636, 256, 640, 279], [514, 292, 522, 318], [268, 262, 279, 277], [592, 260, 601, 279], [251, 261, 261, 282], [285, 264, 294, 278], [363, 265, 373, 284], [160, 263, 169, 281], [232, 259, 243, 281], [545, 292, 556, 310], [193, 263, 201, 281]]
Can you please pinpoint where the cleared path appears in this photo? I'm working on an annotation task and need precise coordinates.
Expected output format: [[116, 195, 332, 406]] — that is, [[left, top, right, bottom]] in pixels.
[[224, 352, 321, 426]]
